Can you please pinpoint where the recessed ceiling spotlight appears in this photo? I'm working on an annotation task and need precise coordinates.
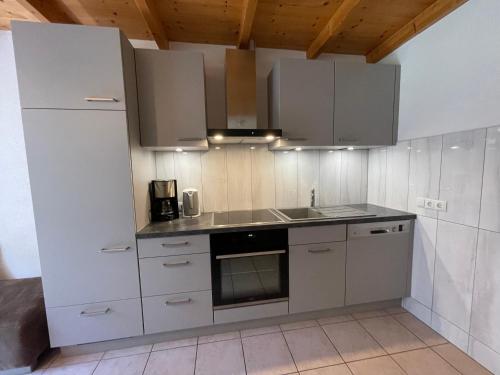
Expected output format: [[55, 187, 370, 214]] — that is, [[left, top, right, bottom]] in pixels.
[[265, 135, 275, 141], [328, 150, 334, 153], [250, 146, 255, 150], [295, 147, 302, 151], [175, 148, 183, 152], [450, 145, 460, 150], [284, 151, 289, 154], [214, 134, 224, 141], [215, 146, 221, 150], [347, 146, 354, 151]]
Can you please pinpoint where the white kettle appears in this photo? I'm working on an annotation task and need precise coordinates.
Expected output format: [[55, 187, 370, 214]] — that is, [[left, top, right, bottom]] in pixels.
[[182, 188, 201, 217]]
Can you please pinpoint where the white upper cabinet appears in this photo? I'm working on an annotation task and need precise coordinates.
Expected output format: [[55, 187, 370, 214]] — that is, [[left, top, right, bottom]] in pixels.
[[135, 49, 208, 150], [333, 62, 400, 146], [268, 58, 334, 148], [12, 21, 126, 110]]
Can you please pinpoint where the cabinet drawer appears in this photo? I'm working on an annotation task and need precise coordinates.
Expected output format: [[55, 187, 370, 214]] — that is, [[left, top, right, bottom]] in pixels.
[[289, 225, 346, 245], [138, 235, 210, 258], [140, 253, 211, 297], [46, 298, 143, 347], [289, 242, 346, 314], [142, 291, 213, 334]]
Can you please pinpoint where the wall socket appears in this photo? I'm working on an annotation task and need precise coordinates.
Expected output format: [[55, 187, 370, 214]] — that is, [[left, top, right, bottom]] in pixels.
[[417, 197, 447, 212]]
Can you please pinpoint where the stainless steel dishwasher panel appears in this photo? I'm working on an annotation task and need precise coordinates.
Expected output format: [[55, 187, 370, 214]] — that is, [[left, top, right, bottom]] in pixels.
[[346, 221, 412, 306]]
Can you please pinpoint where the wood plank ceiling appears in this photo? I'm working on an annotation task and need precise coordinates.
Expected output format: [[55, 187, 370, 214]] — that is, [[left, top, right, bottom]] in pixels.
[[0, 0, 467, 62]]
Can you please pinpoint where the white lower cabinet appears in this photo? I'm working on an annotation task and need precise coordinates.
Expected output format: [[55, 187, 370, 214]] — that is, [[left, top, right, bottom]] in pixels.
[[46, 298, 143, 347], [142, 290, 213, 334], [289, 242, 346, 314]]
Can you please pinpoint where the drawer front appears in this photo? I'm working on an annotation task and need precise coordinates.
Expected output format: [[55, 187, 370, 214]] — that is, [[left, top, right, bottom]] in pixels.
[[289, 225, 346, 245], [142, 291, 213, 334], [140, 253, 211, 297], [289, 242, 346, 314], [138, 235, 210, 258], [46, 298, 143, 347]]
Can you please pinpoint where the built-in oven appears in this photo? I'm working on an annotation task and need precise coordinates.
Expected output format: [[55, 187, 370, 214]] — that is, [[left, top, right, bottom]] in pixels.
[[211, 229, 288, 309]]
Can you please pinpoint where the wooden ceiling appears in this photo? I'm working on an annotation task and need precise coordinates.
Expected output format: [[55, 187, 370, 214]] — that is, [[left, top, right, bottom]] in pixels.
[[0, 0, 467, 62]]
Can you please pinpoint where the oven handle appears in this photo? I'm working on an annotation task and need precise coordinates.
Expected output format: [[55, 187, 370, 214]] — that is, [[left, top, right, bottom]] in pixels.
[[215, 250, 286, 260]]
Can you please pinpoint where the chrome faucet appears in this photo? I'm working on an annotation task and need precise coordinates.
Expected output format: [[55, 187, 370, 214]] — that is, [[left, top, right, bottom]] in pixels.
[[310, 188, 316, 208]]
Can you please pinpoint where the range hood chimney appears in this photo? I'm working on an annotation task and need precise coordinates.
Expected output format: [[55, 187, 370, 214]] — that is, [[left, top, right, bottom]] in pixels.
[[207, 49, 282, 144]]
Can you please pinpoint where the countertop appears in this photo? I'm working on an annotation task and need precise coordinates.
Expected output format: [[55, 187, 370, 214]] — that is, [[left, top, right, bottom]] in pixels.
[[136, 204, 416, 239]]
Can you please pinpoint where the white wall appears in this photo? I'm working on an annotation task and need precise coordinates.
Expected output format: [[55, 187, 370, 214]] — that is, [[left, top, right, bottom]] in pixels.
[[382, 0, 500, 140], [0, 31, 40, 279]]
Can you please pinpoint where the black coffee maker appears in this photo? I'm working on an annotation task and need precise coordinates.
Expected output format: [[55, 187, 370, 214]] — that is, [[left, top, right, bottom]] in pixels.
[[149, 180, 179, 222]]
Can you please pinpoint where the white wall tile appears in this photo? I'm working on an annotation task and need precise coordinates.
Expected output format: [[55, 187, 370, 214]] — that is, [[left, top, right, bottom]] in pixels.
[[367, 148, 387, 206], [155, 152, 175, 180], [385, 141, 410, 210], [468, 336, 500, 375], [201, 147, 228, 212], [340, 150, 368, 204], [319, 150, 341, 207], [438, 129, 486, 227], [433, 220, 478, 331], [226, 145, 252, 211], [431, 312, 470, 352], [298, 150, 319, 207], [411, 216, 437, 309], [479, 126, 500, 232], [275, 151, 298, 208], [470, 230, 500, 354], [251, 146, 275, 209], [408, 136, 442, 218]]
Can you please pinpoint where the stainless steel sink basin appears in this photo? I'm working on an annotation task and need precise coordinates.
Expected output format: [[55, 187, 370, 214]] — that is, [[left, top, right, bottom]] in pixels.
[[274, 206, 377, 222], [274, 207, 326, 221]]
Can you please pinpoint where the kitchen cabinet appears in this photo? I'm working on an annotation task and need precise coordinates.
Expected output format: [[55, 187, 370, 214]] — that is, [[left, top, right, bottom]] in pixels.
[[135, 49, 208, 150], [268, 58, 334, 149], [137, 234, 210, 258], [12, 21, 126, 110], [334, 62, 400, 146]]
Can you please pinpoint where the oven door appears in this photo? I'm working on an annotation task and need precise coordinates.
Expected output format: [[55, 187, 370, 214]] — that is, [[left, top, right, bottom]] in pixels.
[[212, 248, 288, 308]]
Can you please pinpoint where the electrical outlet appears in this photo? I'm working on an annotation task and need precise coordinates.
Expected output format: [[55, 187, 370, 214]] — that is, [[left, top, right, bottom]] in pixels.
[[434, 200, 447, 212], [424, 199, 435, 209], [416, 197, 426, 208]]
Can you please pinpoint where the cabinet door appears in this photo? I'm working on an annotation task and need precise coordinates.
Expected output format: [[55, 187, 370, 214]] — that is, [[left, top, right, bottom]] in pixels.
[[270, 59, 334, 147], [22, 109, 140, 308], [135, 49, 208, 150], [334, 62, 399, 146], [289, 242, 346, 314], [12, 21, 125, 110]]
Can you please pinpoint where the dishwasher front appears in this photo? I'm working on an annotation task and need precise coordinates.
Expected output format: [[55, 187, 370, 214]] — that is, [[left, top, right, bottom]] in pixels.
[[346, 220, 412, 306]]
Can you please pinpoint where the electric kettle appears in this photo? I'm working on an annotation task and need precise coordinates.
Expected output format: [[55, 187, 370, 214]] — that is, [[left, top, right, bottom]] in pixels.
[[182, 188, 201, 217]]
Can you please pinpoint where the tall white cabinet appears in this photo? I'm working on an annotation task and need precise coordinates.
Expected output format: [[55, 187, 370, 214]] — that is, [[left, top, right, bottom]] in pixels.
[[12, 21, 155, 347]]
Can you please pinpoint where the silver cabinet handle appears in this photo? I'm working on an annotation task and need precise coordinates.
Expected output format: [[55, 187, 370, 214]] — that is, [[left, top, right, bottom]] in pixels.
[[308, 248, 332, 253], [161, 241, 189, 247], [162, 260, 191, 267], [370, 229, 390, 234], [177, 137, 206, 141], [165, 297, 192, 305], [216, 250, 286, 260], [80, 307, 111, 317], [285, 137, 308, 141], [100, 246, 131, 253], [84, 96, 119, 102]]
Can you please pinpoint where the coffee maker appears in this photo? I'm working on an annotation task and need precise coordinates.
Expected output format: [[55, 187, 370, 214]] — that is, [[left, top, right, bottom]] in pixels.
[[149, 180, 179, 222]]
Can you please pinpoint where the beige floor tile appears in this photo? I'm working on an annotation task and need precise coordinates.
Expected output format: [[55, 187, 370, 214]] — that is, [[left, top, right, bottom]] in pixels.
[[198, 331, 240, 344], [433, 343, 493, 375], [284, 327, 343, 371], [281, 320, 319, 331], [102, 344, 152, 359], [359, 316, 426, 354], [43, 361, 99, 375], [152, 337, 198, 351], [385, 307, 407, 315], [391, 348, 460, 375], [242, 332, 297, 375], [241, 325, 281, 338], [317, 314, 354, 326], [144, 346, 196, 375], [347, 356, 405, 375], [93, 353, 149, 375], [299, 364, 352, 374], [195, 338, 245, 375], [322, 321, 386, 362], [394, 313, 447, 346], [50, 352, 103, 367], [352, 310, 388, 320]]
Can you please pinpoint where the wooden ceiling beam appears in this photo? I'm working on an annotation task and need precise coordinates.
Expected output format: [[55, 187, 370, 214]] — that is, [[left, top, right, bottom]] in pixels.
[[14, 0, 75, 24], [306, 0, 360, 59], [366, 0, 468, 63], [237, 0, 258, 49], [134, 0, 169, 49]]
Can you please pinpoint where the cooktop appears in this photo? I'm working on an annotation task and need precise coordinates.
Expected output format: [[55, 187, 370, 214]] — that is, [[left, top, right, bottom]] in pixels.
[[212, 209, 284, 226]]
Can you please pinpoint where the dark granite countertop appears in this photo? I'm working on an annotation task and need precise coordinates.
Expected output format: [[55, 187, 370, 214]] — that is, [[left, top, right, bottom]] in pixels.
[[136, 204, 416, 239]]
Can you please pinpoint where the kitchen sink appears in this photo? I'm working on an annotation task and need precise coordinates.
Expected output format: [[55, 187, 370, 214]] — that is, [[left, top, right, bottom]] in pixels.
[[274, 207, 327, 221], [274, 206, 376, 221]]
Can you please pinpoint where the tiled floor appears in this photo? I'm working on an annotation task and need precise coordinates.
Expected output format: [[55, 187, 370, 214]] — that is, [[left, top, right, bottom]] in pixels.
[[33, 308, 492, 375]]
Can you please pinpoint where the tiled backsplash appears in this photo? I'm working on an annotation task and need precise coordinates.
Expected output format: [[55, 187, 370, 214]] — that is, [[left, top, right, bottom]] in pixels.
[[367, 125, 500, 373], [155, 145, 368, 213]]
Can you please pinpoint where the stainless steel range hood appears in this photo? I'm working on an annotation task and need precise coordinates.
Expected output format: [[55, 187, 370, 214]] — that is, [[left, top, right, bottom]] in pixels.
[[207, 49, 282, 144]]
